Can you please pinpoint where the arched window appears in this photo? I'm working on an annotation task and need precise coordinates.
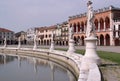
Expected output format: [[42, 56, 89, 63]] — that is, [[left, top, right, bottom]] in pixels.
[[100, 18, 104, 30], [81, 36, 84, 46], [105, 34, 110, 46], [73, 23, 76, 32], [105, 17, 110, 29], [94, 19, 98, 30], [81, 22, 84, 32], [100, 34, 104, 46], [77, 22, 80, 32]]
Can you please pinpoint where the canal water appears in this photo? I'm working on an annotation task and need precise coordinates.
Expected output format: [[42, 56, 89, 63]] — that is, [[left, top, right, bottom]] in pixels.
[[0, 54, 77, 81]]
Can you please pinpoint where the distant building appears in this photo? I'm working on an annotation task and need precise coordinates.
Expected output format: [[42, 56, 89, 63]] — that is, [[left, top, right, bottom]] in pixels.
[[26, 28, 35, 45], [0, 28, 14, 45], [37, 26, 56, 45], [113, 18, 120, 45], [69, 6, 120, 46], [55, 22, 69, 46], [15, 31, 27, 44]]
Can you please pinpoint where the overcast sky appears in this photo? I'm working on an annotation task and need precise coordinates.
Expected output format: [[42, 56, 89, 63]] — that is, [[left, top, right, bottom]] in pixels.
[[0, 0, 120, 32]]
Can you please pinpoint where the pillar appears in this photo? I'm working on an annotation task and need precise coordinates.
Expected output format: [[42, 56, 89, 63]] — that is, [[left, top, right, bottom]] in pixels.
[[98, 23, 100, 32], [109, 11, 114, 45], [104, 37, 106, 46], [76, 26, 78, 33], [104, 22, 106, 31]]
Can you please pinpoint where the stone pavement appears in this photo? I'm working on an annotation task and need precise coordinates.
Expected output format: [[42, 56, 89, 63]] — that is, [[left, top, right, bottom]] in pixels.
[[39, 45, 120, 53], [1, 45, 120, 53]]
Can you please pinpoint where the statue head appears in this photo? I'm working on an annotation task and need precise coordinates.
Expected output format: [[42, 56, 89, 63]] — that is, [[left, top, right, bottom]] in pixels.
[[87, 1, 92, 6]]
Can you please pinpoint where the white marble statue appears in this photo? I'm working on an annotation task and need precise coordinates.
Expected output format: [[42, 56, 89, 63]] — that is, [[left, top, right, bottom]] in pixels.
[[33, 30, 37, 50], [18, 37, 21, 49], [86, 0, 95, 38], [4, 37, 7, 47]]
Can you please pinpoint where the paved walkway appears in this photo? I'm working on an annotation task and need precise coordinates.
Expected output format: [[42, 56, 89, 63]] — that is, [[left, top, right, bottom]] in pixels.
[[1, 45, 120, 53], [38, 45, 120, 53]]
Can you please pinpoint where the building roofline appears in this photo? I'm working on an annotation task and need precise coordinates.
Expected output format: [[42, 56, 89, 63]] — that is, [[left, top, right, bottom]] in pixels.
[[69, 5, 120, 20], [0, 27, 14, 32]]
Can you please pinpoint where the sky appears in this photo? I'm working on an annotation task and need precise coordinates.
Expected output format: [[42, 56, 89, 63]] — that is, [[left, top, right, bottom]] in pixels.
[[0, 0, 120, 32]]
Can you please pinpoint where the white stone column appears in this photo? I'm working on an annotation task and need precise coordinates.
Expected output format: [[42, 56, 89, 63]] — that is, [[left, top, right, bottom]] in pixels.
[[104, 38, 106, 46], [84, 37, 101, 65], [80, 26, 82, 33], [104, 22, 106, 31], [98, 23, 100, 32], [17, 37, 21, 49], [116, 31, 119, 38], [109, 12, 114, 45], [76, 26, 78, 33], [50, 32, 55, 52]]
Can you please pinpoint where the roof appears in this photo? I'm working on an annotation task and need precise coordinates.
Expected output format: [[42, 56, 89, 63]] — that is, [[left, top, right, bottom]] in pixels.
[[0, 28, 13, 32], [69, 5, 120, 20], [47, 25, 57, 30]]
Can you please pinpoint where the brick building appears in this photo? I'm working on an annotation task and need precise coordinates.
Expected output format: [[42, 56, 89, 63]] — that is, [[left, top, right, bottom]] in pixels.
[[0, 28, 14, 45], [37, 26, 56, 45], [69, 6, 120, 46]]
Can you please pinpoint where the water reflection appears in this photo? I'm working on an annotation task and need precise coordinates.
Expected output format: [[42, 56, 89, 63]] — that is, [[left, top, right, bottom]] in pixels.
[[0, 54, 77, 81]]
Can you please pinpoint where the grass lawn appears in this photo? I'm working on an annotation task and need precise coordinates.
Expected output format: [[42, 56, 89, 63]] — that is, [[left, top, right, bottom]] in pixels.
[[55, 48, 120, 64]]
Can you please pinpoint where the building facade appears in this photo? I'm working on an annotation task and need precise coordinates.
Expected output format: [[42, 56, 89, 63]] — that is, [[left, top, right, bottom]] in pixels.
[[15, 31, 27, 44], [26, 28, 35, 45], [69, 6, 120, 46], [113, 18, 120, 45], [55, 22, 69, 46], [0, 28, 14, 45], [37, 26, 56, 45]]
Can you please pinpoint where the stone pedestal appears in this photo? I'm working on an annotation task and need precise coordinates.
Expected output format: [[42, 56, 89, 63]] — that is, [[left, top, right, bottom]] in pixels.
[[33, 44, 37, 50], [3, 44, 7, 48], [83, 37, 101, 65], [17, 40, 21, 49], [67, 39, 75, 54], [50, 41, 54, 52]]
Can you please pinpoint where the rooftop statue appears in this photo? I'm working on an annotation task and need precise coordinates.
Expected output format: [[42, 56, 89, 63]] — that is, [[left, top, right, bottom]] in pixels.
[[86, 1, 95, 38]]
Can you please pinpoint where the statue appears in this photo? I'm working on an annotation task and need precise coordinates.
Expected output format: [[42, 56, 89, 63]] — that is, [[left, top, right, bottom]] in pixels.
[[18, 37, 21, 49], [4, 37, 7, 47], [51, 31, 54, 42], [69, 27, 74, 40], [50, 31, 55, 51], [67, 26, 75, 54], [86, 0, 95, 38], [33, 30, 37, 50]]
